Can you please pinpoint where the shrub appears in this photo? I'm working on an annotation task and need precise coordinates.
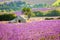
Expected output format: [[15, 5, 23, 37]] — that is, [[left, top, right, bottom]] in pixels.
[[33, 11, 44, 17], [45, 10, 60, 16], [0, 14, 16, 21], [22, 7, 33, 20]]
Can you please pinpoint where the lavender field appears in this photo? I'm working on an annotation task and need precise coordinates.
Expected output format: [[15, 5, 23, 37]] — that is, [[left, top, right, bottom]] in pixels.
[[0, 20, 60, 40], [0, 0, 60, 40]]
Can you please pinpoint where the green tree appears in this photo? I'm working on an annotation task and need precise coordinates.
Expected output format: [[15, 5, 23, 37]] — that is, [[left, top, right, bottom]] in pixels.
[[45, 10, 60, 16], [0, 14, 16, 21], [33, 11, 44, 17], [59, 2, 60, 6], [22, 7, 35, 20]]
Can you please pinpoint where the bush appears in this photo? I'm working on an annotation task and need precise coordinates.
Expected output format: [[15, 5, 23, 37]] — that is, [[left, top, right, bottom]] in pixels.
[[0, 14, 16, 21], [45, 10, 60, 16], [33, 11, 44, 17]]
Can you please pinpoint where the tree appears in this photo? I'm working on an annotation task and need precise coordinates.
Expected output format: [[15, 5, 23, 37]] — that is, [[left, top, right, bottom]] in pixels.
[[59, 2, 60, 6], [33, 11, 44, 17], [0, 14, 16, 21], [22, 7, 34, 20], [46, 10, 60, 16]]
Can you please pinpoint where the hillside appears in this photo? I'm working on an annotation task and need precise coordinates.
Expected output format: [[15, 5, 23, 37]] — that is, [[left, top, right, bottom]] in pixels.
[[0, 0, 60, 13], [0, 1, 51, 13], [52, 0, 60, 7], [0, 1, 26, 12]]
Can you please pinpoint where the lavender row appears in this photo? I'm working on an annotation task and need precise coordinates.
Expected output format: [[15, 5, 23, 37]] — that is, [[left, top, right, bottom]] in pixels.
[[0, 20, 60, 40]]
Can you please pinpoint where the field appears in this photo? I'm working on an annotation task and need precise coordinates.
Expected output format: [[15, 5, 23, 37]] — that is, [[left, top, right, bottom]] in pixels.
[[0, 0, 60, 40], [0, 20, 60, 40]]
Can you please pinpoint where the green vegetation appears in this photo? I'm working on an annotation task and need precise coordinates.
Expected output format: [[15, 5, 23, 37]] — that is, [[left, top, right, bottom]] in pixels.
[[0, 1, 26, 12], [0, 1, 51, 12], [33, 11, 44, 17], [45, 10, 60, 16], [22, 7, 60, 18], [33, 3, 50, 8], [0, 7, 60, 21], [0, 14, 16, 21], [23, 9, 60, 17], [53, 2, 60, 7], [22, 7, 35, 20], [31, 10, 60, 17], [33, 10, 60, 17]]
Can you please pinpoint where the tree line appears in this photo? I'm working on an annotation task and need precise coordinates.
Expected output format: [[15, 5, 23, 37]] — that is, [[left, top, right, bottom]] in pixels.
[[0, 7, 60, 21]]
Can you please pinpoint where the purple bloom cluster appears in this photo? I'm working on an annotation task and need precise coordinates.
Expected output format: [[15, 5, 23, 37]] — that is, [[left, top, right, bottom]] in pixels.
[[0, 20, 60, 40]]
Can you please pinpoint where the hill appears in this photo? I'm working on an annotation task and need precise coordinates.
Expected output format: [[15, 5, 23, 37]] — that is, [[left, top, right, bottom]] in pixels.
[[52, 0, 60, 7], [0, 1, 26, 12]]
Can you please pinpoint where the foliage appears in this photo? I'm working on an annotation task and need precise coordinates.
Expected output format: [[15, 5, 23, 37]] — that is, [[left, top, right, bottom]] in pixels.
[[33, 3, 50, 8], [0, 1, 26, 12], [0, 14, 16, 21], [31, 10, 60, 17], [53, 2, 60, 7], [22, 7, 34, 19], [45, 10, 60, 16], [59, 2, 60, 6], [33, 11, 44, 17]]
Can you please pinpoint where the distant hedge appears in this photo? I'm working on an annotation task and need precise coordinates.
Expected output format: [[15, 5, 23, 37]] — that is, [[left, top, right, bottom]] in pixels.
[[33, 11, 44, 17], [32, 10, 60, 17], [45, 10, 60, 16], [0, 14, 16, 21]]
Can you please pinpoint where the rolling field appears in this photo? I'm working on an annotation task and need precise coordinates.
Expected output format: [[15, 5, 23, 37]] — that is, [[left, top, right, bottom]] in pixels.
[[0, 20, 60, 40]]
